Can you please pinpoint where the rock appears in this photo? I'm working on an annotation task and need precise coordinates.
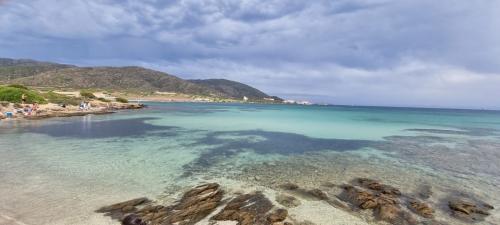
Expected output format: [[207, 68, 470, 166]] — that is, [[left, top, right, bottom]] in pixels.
[[448, 198, 493, 222], [376, 204, 400, 222], [417, 185, 433, 199], [121, 205, 136, 213], [409, 200, 434, 218], [276, 194, 301, 208], [164, 183, 223, 224], [339, 185, 378, 209], [212, 192, 274, 225], [339, 184, 417, 225], [356, 178, 401, 196], [281, 183, 299, 190], [267, 209, 288, 223], [376, 205, 417, 225], [97, 183, 223, 225], [97, 197, 150, 213], [449, 200, 474, 215], [122, 214, 147, 225], [307, 189, 329, 200]]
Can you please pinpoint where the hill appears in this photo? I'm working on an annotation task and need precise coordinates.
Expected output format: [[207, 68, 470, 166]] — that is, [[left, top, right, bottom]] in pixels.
[[0, 58, 73, 81], [189, 79, 269, 100], [12, 66, 217, 96], [0, 58, 277, 101]]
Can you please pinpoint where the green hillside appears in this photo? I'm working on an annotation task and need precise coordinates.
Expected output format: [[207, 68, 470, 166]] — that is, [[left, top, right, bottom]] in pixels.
[[0, 58, 277, 101]]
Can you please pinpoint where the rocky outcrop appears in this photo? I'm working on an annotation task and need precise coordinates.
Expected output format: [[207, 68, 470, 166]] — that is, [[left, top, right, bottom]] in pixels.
[[408, 200, 434, 218], [96, 197, 150, 215], [448, 198, 494, 222], [211, 191, 287, 225], [355, 178, 401, 197], [339, 180, 417, 225], [97, 183, 223, 225]]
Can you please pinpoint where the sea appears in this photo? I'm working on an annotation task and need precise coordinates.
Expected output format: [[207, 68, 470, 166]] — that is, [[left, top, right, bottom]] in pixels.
[[0, 102, 499, 225]]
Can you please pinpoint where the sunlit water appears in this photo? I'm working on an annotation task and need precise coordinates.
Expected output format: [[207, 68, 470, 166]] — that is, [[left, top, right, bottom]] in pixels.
[[0, 102, 499, 225]]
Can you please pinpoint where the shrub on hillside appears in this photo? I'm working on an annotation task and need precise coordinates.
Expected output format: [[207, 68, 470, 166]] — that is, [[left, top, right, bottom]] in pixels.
[[97, 97, 111, 102], [0, 86, 47, 104], [115, 97, 128, 103], [7, 84, 28, 90], [80, 90, 96, 99], [42, 91, 80, 106]]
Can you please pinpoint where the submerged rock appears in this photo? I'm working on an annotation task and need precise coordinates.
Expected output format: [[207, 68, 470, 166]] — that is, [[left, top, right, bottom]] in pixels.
[[307, 189, 329, 200], [339, 185, 378, 209], [409, 200, 434, 218], [267, 209, 288, 223], [212, 192, 275, 225], [448, 198, 494, 222], [97, 197, 150, 213], [356, 178, 401, 196], [276, 194, 301, 208], [281, 183, 299, 190], [416, 185, 433, 200]]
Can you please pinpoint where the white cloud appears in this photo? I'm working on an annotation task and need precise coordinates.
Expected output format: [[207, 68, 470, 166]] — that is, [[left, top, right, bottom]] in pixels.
[[0, 0, 499, 108]]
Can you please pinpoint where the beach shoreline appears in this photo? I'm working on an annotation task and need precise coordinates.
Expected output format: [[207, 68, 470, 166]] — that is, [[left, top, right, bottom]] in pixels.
[[0, 102, 145, 122]]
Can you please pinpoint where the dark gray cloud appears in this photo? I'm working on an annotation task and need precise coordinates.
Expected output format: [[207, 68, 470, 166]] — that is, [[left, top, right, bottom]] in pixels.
[[0, 0, 499, 108]]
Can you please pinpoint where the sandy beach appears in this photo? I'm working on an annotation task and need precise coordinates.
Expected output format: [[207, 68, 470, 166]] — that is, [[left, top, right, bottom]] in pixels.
[[0, 101, 144, 121]]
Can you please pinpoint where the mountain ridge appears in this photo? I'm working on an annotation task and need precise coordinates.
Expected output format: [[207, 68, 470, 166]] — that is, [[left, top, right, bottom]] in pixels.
[[0, 58, 278, 101]]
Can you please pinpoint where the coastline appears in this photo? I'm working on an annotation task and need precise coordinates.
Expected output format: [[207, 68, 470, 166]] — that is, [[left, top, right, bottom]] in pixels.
[[0, 102, 145, 122]]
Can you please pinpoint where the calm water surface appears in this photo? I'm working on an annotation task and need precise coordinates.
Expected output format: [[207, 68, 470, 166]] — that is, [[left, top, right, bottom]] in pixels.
[[0, 102, 499, 224]]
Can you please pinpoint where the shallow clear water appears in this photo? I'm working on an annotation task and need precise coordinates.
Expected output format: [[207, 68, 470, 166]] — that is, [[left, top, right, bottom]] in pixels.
[[1, 103, 499, 225]]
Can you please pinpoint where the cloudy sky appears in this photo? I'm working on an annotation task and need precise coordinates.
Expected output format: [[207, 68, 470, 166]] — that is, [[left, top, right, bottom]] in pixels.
[[1, 0, 499, 108]]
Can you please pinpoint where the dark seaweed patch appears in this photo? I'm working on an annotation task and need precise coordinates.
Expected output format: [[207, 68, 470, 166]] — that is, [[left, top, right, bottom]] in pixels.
[[27, 117, 177, 139], [184, 130, 378, 171]]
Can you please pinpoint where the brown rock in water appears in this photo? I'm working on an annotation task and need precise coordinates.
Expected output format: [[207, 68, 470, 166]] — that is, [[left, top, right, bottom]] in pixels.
[[356, 178, 401, 196], [339, 185, 378, 209], [417, 185, 433, 200], [376, 204, 400, 221], [339, 185, 417, 225], [97, 197, 150, 213], [267, 209, 288, 223], [409, 200, 434, 218], [122, 214, 147, 225], [163, 183, 223, 224], [281, 183, 299, 190], [276, 194, 301, 208], [212, 192, 274, 225], [97, 183, 223, 225], [448, 198, 493, 222], [376, 204, 417, 225], [307, 189, 329, 200]]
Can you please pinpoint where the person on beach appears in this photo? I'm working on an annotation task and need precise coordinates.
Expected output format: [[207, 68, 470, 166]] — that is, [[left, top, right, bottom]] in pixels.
[[32, 103, 38, 115], [21, 94, 26, 104]]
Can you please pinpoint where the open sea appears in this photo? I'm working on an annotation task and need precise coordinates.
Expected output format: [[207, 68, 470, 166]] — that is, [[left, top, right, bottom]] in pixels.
[[0, 102, 499, 225]]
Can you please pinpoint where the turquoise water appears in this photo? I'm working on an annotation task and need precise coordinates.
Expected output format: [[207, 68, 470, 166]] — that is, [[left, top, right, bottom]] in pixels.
[[1, 103, 500, 225]]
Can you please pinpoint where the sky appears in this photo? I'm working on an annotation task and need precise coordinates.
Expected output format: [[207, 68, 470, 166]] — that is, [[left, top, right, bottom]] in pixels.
[[0, 0, 499, 109]]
